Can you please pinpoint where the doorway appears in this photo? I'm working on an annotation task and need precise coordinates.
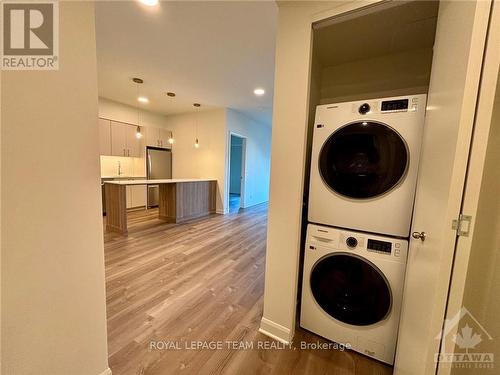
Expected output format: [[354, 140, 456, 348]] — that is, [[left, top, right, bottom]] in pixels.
[[229, 134, 246, 213]]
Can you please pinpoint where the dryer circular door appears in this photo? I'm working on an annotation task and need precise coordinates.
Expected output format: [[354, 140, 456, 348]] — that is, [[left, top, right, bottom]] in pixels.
[[318, 121, 408, 199], [310, 253, 391, 326]]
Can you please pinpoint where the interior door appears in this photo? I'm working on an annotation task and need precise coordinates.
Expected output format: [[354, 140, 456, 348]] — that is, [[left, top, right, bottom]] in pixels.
[[437, 3, 500, 374], [394, 1, 492, 374]]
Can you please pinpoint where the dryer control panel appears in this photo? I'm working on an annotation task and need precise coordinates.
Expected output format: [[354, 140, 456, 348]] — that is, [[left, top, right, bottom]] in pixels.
[[367, 238, 392, 253], [344, 95, 423, 115], [381, 99, 409, 112]]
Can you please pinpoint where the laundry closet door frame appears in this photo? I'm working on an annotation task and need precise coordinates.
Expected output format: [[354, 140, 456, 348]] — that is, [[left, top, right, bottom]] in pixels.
[[437, 2, 500, 375], [309, 1, 492, 374]]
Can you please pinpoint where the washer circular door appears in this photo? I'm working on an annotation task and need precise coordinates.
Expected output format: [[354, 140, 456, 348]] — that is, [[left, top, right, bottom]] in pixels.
[[310, 253, 391, 326], [319, 121, 408, 199]]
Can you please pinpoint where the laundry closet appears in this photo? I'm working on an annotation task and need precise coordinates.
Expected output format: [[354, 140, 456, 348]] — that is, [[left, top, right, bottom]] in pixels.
[[261, 1, 498, 374], [300, 1, 438, 366]]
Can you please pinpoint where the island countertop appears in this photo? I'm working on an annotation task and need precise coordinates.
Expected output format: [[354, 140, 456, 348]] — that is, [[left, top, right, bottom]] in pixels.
[[104, 178, 216, 185], [104, 179, 217, 235]]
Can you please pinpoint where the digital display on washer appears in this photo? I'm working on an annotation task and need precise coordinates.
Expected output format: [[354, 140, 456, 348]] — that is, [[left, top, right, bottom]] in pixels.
[[381, 99, 409, 111], [367, 239, 392, 254]]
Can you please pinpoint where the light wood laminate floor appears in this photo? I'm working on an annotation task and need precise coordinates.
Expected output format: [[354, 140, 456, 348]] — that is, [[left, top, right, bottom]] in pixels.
[[104, 204, 392, 375]]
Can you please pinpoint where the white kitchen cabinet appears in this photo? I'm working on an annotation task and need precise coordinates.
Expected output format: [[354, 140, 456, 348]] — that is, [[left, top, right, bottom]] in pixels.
[[110, 121, 128, 156], [126, 185, 147, 208], [110, 120, 143, 157], [98, 118, 111, 155], [146, 126, 171, 149], [145, 127, 159, 148], [125, 125, 142, 157], [159, 128, 172, 148]]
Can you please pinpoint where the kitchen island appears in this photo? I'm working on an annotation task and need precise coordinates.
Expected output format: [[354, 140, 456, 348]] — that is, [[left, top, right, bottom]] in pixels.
[[104, 179, 217, 235]]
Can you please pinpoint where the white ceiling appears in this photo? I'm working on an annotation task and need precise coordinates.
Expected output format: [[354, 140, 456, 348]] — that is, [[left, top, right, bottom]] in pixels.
[[95, 1, 277, 126]]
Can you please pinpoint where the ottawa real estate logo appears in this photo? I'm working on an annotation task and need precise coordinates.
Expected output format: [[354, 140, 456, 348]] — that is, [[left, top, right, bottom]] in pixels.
[[436, 307, 494, 370], [1, 1, 58, 70]]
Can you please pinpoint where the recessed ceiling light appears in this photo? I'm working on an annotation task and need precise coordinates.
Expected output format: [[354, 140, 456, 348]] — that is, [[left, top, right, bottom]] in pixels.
[[166, 92, 176, 97], [254, 88, 265, 96], [138, 0, 159, 6], [138, 96, 149, 103]]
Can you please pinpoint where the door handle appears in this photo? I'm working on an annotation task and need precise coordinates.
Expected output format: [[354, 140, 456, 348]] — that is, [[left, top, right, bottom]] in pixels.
[[412, 231, 426, 242]]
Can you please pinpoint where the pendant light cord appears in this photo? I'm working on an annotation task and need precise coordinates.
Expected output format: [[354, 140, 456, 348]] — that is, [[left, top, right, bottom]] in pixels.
[[136, 83, 140, 127]]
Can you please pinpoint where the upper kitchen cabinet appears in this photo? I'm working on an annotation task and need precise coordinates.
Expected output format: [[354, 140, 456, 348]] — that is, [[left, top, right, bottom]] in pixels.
[[99, 118, 111, 155], [146, 126, 172, 149], [159, 128, 172, 148], [110, 121, 128, 156], [110, 120, 142, 157], [125, 125, 142, 157]]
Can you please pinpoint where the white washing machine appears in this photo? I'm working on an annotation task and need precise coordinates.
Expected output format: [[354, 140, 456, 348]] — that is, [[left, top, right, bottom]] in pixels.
[[300, 224, 408, 365], [308, 94, 426, 237]]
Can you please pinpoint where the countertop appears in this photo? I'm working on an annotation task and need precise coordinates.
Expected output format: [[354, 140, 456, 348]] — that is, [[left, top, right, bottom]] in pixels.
[[101, 176, 146, 180], [104, 178, 216, 185]]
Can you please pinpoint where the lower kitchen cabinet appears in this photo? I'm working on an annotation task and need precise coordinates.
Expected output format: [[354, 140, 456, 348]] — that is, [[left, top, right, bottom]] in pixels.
[[126, 185, 147, 209]]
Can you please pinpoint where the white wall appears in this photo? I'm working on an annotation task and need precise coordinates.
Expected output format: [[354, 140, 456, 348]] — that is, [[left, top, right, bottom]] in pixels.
[[259, 1, 363, 343], [1, 3, 110, 375], [259, 3, 315, 343], [225, 109, 272, 209], [98, 97, 170, 178], [98, 97, 168, 129], [164, 109, 227, 213]]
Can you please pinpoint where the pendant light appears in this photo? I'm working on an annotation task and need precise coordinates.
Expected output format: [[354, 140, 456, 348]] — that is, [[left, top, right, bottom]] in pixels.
[[193, 103, 201, 148], [133, 77, 144, 139], [165, 91, 176, 144]]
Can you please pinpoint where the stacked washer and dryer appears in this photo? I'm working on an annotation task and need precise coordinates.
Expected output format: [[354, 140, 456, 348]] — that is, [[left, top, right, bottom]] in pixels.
[[300, 95, 426, 364]]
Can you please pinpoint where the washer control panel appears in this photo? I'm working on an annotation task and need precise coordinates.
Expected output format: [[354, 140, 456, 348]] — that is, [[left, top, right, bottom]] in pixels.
[[307, 224, 408, 261]]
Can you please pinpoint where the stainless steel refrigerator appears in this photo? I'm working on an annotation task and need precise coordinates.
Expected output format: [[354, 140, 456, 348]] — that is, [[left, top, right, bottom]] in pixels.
[[146, 147, 172, 207]]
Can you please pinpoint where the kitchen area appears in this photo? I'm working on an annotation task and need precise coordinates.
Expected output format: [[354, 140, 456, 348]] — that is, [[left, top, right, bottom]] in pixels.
[[99, 98, 217, 235], [99, 115, 173, 214]]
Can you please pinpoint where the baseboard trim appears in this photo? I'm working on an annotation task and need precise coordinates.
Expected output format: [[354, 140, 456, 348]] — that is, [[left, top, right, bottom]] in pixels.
[[99, 368, 112, 375], [242, 200, 269, 209], [259, 317, 292, 344]]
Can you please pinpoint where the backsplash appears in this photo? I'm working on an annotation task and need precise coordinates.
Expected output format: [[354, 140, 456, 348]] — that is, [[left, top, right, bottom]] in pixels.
[[100, 155, 146, 178]]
